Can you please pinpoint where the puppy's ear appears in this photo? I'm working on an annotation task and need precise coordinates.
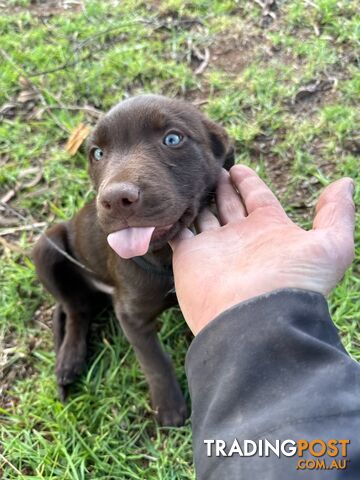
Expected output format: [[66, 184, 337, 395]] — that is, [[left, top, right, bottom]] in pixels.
[[203, 119, 235, 171]]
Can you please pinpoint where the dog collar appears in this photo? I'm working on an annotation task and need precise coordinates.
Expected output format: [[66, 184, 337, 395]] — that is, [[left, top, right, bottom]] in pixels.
[[132, 256, 174, 278]]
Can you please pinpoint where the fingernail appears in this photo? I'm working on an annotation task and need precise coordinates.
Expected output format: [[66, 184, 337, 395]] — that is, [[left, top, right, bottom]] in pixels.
[[348, 180, 355, 197]]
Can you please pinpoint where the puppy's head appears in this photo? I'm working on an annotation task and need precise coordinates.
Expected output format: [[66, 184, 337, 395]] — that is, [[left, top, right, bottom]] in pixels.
[[87, 94, 234, 258]]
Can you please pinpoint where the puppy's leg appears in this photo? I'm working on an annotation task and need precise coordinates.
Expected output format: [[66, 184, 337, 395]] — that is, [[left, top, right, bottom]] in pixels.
[[114, 303, 187, 427], [33, 224, 107, 398]]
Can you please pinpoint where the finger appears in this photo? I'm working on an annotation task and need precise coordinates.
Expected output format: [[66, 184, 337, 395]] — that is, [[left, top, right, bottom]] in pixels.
[[230, 165, 287, 217], [216, 168, 246, 225], [313, 178, 355, 236], [196, 207, 221, 232], [168, 227, 194, 251]]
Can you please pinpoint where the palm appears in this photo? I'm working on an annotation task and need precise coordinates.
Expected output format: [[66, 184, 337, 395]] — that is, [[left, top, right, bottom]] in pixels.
[[171, 166, 355, 335]]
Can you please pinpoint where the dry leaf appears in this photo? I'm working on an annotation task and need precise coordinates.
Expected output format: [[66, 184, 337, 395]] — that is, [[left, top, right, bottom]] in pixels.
[[17, 90, 39, 103], [19, 76, 33, 89], [17, 76, 40, 103], [65, 123, 91, 155], [0, 102, 16, 118]]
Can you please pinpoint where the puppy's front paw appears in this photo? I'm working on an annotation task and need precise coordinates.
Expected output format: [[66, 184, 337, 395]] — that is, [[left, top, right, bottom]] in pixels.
[[157, 402, 188, 427], [153, 387, 188, 427], [56, 339, 87, 390]]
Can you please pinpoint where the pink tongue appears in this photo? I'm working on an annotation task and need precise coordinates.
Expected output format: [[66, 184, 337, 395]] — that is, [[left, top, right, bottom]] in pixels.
[[107, 227, 155, 259]]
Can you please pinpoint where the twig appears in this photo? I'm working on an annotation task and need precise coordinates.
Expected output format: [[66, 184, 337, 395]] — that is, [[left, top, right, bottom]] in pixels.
[[192, 99, 209, 106], [42, 104, 103, 118], [195, 48, 210, 75], [27, 51, 93, 78], [26, 18, 203, 77], [1, 16, 205, 79], [0, 167, 43, 207], [0, 189, 16, 204], [0, 202, 28, 219], [0, 222, 47, 236], [19, 168, 43, 190]]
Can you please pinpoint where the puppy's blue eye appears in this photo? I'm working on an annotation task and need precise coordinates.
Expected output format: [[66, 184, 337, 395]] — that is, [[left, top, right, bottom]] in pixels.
[[163, 133, 183, 146], [93, 148, 103, 161]]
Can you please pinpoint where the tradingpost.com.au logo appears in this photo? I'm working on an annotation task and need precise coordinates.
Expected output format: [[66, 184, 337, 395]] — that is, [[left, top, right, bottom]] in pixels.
[[204, 439, 350, 471]]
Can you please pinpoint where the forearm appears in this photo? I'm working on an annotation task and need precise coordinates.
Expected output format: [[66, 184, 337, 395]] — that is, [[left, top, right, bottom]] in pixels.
[[186, 289, 360, 479]]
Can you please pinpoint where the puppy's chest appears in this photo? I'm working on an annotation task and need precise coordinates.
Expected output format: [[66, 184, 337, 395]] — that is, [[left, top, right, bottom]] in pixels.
[[89, 275, 174, 295], [89, 266, 176, 304]]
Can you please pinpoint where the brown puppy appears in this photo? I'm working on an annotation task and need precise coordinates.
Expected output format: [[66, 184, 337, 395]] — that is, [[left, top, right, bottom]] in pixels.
[[32, 95, 234, 426]]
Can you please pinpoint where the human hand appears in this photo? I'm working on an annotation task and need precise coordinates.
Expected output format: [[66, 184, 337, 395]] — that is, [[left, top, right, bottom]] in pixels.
[[169, 165, 355, 335]]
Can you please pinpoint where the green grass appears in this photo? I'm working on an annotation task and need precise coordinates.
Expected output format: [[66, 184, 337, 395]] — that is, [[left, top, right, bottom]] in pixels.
[[0, 0, 359, 478]]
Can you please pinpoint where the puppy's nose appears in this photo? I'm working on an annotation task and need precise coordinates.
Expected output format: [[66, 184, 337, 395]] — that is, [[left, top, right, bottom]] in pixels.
[[100, 182, 140, 213]]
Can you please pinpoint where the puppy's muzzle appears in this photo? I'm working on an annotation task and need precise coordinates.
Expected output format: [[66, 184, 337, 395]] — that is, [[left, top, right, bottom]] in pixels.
[[98, 182, 140, 217]]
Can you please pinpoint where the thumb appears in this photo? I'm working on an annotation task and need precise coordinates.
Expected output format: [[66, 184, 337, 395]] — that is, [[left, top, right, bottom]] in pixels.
[[313, 178, 355, 235], [168, 227, 194, 251], [313, 178, 355, 270]]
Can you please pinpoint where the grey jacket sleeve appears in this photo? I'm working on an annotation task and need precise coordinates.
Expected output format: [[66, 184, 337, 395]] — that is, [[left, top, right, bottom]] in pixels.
[[185, 289, 360, 479]]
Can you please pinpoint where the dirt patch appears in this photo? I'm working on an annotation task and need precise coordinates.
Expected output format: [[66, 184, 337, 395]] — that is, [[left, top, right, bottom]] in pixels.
[[209, 33, 255, 76]]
